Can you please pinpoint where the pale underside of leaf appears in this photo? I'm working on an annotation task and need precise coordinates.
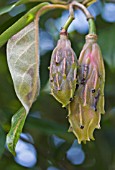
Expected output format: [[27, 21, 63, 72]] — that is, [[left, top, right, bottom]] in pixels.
[[7, 22, 40, 113]]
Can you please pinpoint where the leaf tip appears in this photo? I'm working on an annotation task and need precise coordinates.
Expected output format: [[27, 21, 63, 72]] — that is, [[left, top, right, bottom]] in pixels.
[[6, 134, 16, 156]]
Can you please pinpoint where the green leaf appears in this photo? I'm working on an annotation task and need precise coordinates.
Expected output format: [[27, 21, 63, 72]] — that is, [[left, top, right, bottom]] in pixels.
[[15, 0, 35, 6], [0, 0, 33, 16], [0, 2, 49, 47], [6, 107, 27, 155], [0, 126, 5, 157], [5, 2, 49, 155], [15, 0, 67, 6], [7, 22, 40, 113], [0, 4, 16, 16], [0, 0, 46, 16]]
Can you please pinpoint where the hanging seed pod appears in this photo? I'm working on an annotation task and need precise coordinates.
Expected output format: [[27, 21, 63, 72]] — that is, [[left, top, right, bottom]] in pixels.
[[49, 31, 78, 107], [68, 34, 105, 143], [68, 95, 101, 143]]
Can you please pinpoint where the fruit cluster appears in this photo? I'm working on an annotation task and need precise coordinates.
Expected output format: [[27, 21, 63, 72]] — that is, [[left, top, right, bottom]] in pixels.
[[49, 23, 105, 143]]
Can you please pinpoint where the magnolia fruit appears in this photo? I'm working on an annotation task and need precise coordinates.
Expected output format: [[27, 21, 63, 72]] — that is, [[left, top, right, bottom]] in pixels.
[[49, 33, 78, 107], [68, 34, 105, 143]]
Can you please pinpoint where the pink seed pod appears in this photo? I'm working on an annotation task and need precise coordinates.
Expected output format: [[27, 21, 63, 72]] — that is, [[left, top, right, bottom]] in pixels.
[[68, 34, 105, 143], [49, 33, 78, 107]]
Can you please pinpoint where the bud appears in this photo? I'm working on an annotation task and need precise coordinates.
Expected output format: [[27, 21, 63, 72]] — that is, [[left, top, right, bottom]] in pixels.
[[49, 33, 78, 107], [68, 34, 105, 143]]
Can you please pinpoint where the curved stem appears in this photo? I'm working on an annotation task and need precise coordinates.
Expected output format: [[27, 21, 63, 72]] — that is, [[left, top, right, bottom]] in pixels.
[[35, 4, 68, 69], [35, 4, 68, 22], [62, 15, 74, 31], [71, 1, 96, 34], [35, 4, 68, 37], [71, 1, 92, 19], [88, 18, 96, 34], [61, 4, 74, 33]]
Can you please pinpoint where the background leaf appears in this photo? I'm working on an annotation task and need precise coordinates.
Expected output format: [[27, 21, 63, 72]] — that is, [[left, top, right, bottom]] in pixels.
[[0, 2, 49, 47], [0, 4, 16, 16], [0, 126, 5, 157], [7, 22, 40, 113], [0, 0, 47, 16], [6, 107, 27, 155]]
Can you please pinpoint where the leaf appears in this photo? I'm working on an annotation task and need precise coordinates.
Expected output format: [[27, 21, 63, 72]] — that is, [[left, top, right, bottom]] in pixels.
[[0, 4, 16, 16], [0, 126, 5, 157], [6, 107, 27, 155], [15, 0, 67, 6], [0, 2, 49, 47], [7, 22, 40, 113], [0, 0, 31, 16], [5, 2, 49, 155], [0, 0, 44, 16], [15, 0, 47, 6], [15, 0, 35, 6]]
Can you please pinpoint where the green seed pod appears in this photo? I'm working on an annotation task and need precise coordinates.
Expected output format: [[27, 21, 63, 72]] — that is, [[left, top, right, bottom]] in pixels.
[[49, 33, 78, 107], [68, 34, 105, 143], [68, 95, 101, 143]]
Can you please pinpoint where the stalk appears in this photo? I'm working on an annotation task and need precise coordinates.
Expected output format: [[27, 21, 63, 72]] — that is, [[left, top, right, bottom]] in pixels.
[[71, 1, 96, 34]]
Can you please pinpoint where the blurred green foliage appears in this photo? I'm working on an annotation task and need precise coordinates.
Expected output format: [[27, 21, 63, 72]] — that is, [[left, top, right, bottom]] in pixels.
[[0, 0, 115, 170]]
